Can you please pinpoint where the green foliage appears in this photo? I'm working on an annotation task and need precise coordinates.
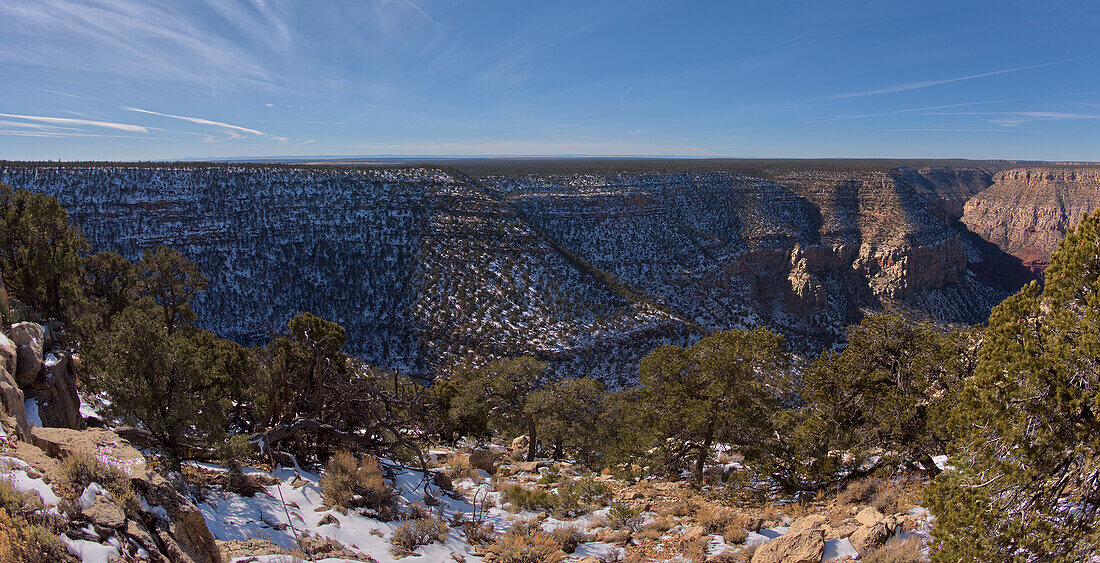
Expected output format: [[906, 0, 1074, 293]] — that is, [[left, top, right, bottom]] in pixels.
[[440, 356, 548, 461], [84, 306, 230, 453], [138, 246, 207, 335], [607, 501, 643, 531], [258, 312, 348, 426], [930, 210, 1100, 560], [529, 377, 610, 466], [0, 182, 87, 320], [73, 250, 146, 338], [790, 314, 975, 484], [626, 328, 790, 480]]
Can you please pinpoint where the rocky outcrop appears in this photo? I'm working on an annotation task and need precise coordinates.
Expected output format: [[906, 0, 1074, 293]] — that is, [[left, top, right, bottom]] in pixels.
[[31, 426, 222, 563], [25, 351, 83, 429], [0, 364, 29, 440], [1, 321, 84, 431], [963, 167, 1100, 273]]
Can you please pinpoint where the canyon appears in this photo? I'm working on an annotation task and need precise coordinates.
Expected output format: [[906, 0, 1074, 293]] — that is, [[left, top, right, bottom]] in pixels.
[[0, 160, 1093, 384]]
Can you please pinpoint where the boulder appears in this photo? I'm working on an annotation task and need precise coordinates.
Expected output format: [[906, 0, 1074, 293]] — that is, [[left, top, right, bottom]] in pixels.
[[789, 514, 827, 533], [0, 366, 29, 440], [0, 332, 16, 376], [855, 506, 884, 527], [9, 322, 44, 387], [825, 523, 858, 540], [850, 522, 890, 555], [318, 513, 339, 526], [751, 529, 825, 563], [513, 460, 551, 473], [468, 449, 499, 475], [84, 495, 126, 529], [510, 435, 529, 454], [27, 352, 83, 429]]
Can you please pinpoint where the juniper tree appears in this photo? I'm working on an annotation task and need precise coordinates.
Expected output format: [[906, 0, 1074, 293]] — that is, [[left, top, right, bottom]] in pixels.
[[0, 183, 87, 320], [631, 328, 790, 481], [139, 246, 207, 336], [928, 210, 1100, 561], [795, 313, 976, 481]]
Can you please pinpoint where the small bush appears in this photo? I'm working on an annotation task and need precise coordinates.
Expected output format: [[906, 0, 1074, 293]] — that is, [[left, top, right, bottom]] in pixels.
[[838, 477, 882, 506], [447, 455, 479, 482], [722, 523, 748, 545], [464, 521, 496, 545], [537, 466, 560, 486], [861, 537, 927, 563], [502, 484, 556, 512], [607, 502, 643, 532], [485, 528, 564, 563], [59, 453, 139, 512], [320, 451, 394, 514], [389, 517, 450, 556], [697, 504, 738, 533], [0, 481, 73, 563], [568, 474, 612, 504], [550, 525, 586, 554]]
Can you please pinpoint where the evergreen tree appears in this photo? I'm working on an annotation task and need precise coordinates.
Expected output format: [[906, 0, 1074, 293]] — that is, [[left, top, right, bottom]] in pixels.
[[796, 314, 974, 481], [444, 356, 548, 461], [631, 328, 789, 480], [530, 377, 609, 466], [0, 183, 87, 320], [929, 210, 1100, 561], [84, 307, 229, 458], [139, 246, 207, 335]]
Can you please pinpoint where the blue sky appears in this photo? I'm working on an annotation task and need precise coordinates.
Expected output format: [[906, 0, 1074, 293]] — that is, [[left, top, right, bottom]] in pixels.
[[0, 0, 1097, 160]]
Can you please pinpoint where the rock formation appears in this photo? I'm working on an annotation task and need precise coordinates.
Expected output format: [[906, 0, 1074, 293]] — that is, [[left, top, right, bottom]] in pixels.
[[963, 167, 1100, 273]]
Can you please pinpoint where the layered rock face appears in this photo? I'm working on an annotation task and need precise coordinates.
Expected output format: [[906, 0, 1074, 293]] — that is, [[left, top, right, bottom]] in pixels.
[[0, 162, 1084, 381], [963, 167, 1100, 273]]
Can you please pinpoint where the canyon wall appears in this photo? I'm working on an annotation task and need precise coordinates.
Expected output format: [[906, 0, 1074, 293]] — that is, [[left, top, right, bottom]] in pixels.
[[1, 161, 1090, 382], [962, 167, 1100, 273]]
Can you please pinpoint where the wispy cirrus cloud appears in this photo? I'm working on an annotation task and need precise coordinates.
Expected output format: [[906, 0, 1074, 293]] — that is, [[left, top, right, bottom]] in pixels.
[[824, 60, 1072, 100], [0, 113, 150, 133], [124, 107, 284, 142]]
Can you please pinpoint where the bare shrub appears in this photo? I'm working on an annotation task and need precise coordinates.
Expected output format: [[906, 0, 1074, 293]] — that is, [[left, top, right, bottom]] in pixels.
[[59, 453, 139, 512], [697, 504, 738, 533], [484, 528, 564, 563], [389, 517, 450, 556], [861, 536, 927, 563], [320, 451, 394, 514]]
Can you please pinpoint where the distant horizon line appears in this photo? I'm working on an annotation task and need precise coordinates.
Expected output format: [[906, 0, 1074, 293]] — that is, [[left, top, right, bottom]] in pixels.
[[3, 155, 1098, 165]]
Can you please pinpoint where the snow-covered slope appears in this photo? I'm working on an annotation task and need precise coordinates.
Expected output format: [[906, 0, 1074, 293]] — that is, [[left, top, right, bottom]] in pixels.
[[0, 162, 1032, 382]]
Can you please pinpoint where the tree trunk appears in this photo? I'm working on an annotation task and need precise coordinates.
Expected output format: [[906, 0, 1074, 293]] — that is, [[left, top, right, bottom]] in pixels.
[[695, 425, 714, 482], [526, 414, 537, 462]]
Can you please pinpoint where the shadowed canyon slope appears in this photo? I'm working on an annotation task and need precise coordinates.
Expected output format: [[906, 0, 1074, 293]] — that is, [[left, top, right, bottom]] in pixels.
[[1, 160, 1093, 383]]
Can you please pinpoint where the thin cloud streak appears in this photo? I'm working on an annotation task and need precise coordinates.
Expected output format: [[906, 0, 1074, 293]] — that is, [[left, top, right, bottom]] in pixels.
[[0, 113, 149, 133], [124, 107, 279, 141], [825, 60, 1072, 100], [397, 0, 440, 25]]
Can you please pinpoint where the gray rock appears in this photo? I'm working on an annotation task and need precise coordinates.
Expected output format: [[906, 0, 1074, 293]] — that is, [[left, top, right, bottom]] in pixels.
[[8, 322, 44, 388]]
